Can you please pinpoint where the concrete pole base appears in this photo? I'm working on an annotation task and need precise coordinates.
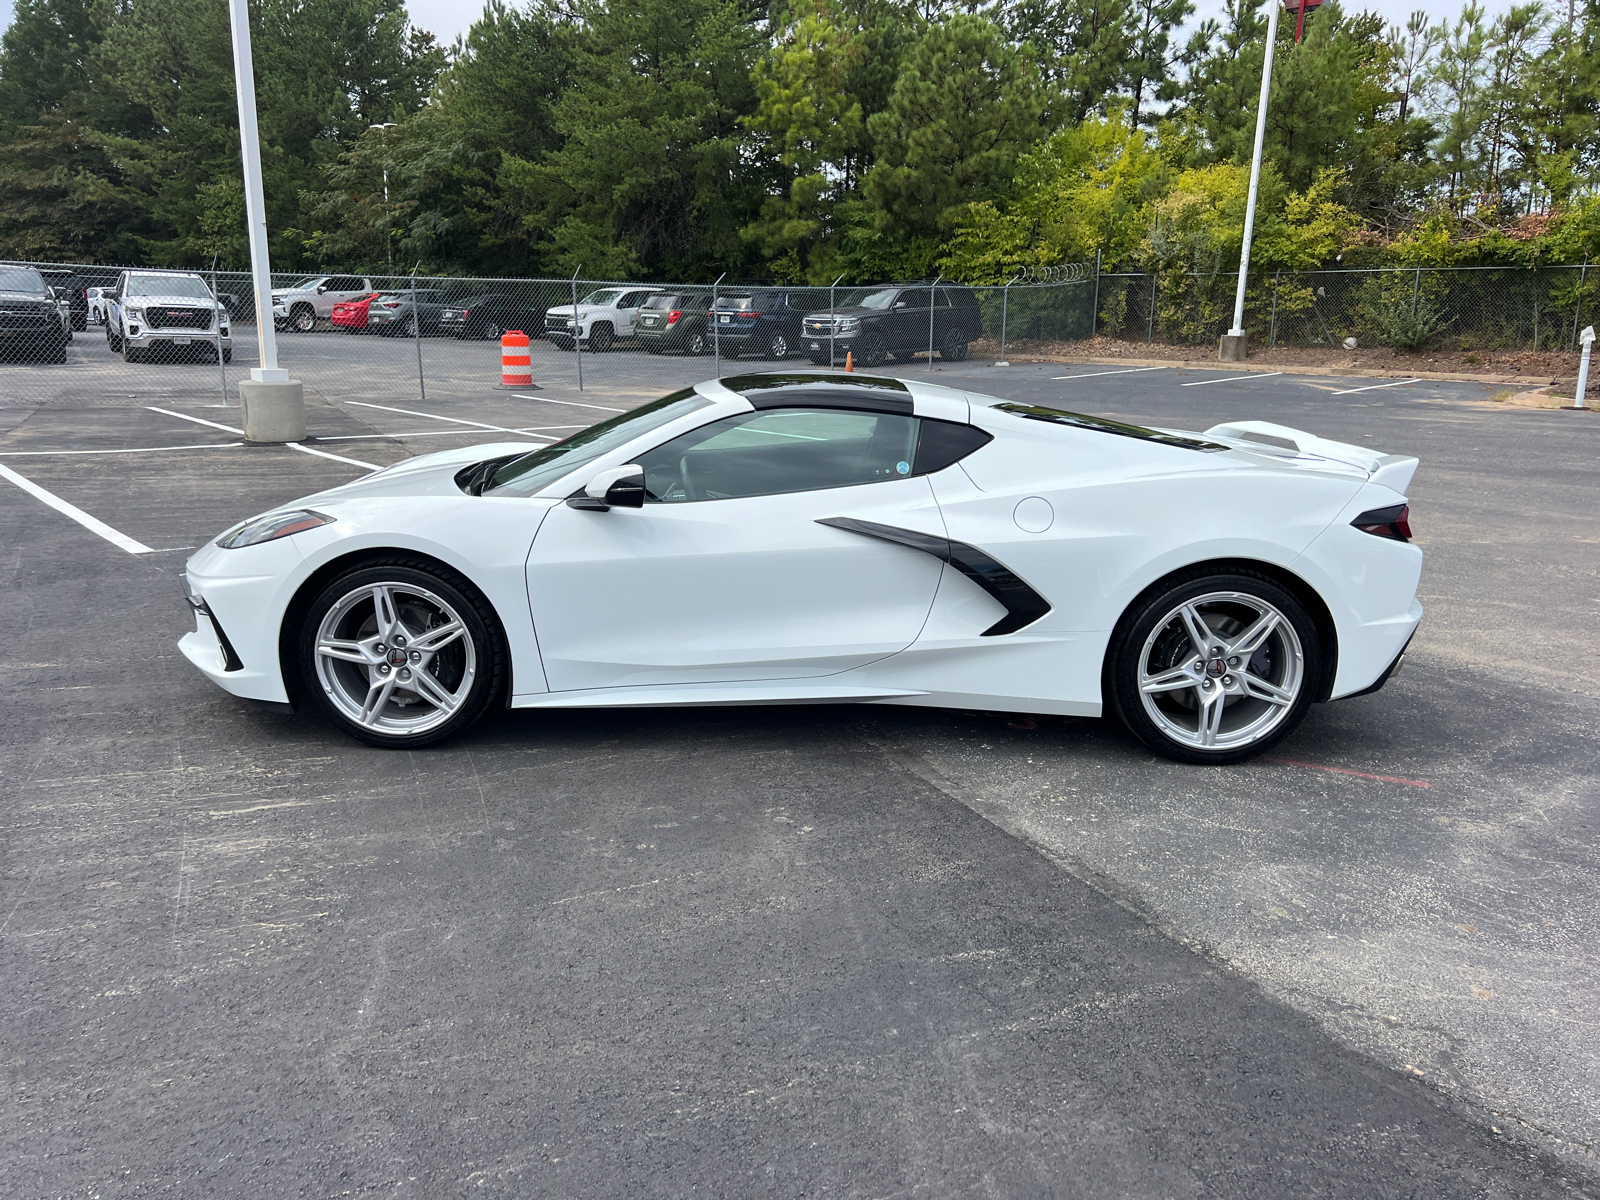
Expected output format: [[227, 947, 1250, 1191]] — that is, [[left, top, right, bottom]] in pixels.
[[240, 378, 306, 443], [1219, 333, 1248, 362]]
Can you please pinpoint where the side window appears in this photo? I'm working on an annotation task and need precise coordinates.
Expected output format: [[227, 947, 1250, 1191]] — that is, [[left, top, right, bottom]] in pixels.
[[620, 291, 649, 309], [934, 289, 953, 307], [638, 408, 920, 503]]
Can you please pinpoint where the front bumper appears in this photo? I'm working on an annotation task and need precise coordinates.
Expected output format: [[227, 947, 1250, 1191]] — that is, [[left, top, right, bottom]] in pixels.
[[126, 327, 230, 348], [178, 540, 304, 704]]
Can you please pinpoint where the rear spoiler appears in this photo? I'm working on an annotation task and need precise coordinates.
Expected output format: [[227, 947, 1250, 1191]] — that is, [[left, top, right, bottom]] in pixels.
[[1203, 420, 1418, 493]]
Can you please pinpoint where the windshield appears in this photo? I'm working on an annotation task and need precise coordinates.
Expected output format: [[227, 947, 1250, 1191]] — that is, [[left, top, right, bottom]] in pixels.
[[714, 296, 758, 310], [578, 288, 624, 306], [284, 276, 321, 290], [487, 389, 715, 496], [0, 267, 45, 292], [130, 275, 215, 300], [847, 289, 897, 309]]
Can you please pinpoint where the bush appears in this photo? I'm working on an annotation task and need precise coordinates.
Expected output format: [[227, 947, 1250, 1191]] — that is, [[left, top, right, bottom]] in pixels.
[[1369, 296, 1449, 350]]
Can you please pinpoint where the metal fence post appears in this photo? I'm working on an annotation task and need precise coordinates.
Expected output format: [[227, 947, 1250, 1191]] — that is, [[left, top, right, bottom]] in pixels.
[[1148, 272, 1158, 344], [570, 266, 582, 391], [411, 262, 425, 401], [210, 255, 227, 406], [998, 274, 1012, 365], [927, 273, 942, 369], [1268, 269, 1280, 349], [712, 272, 725, 376], [1575, 260, 1589, 352], [829, 273, 843, 368], [1412, 265, 1422, 316], [1090, 250, 1101, 339]]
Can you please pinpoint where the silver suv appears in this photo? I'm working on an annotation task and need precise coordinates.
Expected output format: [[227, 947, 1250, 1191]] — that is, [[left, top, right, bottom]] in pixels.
[[106, 271, 231, 364]]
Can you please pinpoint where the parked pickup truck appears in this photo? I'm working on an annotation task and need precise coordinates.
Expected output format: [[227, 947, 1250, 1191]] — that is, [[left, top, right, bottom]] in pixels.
[[544, 286, 662, 352], [106, 269, 231, 364], [270, 274, 376, 332]]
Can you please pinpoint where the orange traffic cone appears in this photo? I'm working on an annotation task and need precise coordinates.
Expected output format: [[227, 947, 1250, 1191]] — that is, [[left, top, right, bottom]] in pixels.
[[844, 350, 853, 372]]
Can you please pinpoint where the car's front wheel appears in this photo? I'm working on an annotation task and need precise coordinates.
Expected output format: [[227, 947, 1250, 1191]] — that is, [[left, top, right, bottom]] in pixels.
[[299, 562, 505, 748], [1105, 570, 1320, 764], [855, 331, 888, 367]]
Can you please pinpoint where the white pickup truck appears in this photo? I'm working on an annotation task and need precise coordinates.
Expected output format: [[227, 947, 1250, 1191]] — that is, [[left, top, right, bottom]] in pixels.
[[270, 274, 375, 332], [543, 286, 663, 351], [105, 270, 231, 364]]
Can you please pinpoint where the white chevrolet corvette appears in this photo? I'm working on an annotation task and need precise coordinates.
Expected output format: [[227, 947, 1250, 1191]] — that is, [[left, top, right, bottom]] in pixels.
[[180, 372, 1422, 763]]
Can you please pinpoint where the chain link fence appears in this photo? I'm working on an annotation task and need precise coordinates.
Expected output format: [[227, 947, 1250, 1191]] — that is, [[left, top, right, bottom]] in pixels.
[[1095, 264, 1596, 354], [2, 259, 1589, 411]]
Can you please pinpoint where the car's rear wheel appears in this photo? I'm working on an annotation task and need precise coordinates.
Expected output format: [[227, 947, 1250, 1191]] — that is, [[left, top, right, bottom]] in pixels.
[[1106, 570, 1320, 764], [685, 330, 708, 356], [299, 562, 505, 748], [939, 328, 969, 361], [856, 331, 888, 367], [767, 332, 790, 360]]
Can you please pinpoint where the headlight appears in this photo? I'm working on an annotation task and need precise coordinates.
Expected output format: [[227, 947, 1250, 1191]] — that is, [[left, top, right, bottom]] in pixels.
[[837, 317, 860, 333], [126, 306, 144, 321], [216, 509, 333, 549]]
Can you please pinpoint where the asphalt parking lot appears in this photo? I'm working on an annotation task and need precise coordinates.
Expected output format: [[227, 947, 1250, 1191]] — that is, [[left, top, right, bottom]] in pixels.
[[3, 353, 1598, 1197]]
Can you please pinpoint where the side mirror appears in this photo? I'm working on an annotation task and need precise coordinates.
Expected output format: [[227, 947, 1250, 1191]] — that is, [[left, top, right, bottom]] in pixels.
[[568, 464, 645, 511], [316, 284, 328, 294]]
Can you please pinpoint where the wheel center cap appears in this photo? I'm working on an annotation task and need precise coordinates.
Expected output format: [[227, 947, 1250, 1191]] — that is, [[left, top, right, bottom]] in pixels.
[[388, 649, 408, 667], [1207, 658, 1227, 678]]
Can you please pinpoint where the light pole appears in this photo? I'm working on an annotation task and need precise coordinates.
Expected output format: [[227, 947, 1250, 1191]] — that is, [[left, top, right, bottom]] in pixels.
[[1220, 0, 1282, 363], [227, 0, 304, 441], [370, 123, 398, 275]]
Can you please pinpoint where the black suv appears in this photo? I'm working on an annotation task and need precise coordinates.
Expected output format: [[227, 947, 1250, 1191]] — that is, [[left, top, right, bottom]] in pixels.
[[0, 265, 69, 362], [636, 291, 714, 355], [39, 269, 89, 331], [801, 284, 982, 367]]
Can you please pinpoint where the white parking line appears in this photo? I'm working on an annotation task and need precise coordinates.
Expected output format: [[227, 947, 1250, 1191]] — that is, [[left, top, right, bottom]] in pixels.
[[512, 394, 625, 412], [148, 406, 379, 469], [346, 400, 529, 434], [147, 406, 242, 434], [1050, 366, 1170, 380], [1330, 378, 1422, 395], [0, 443, 242, 455], [0, 462, 154, 554], [1181, 372, 1284, 387], [289, 443, 381, 470]]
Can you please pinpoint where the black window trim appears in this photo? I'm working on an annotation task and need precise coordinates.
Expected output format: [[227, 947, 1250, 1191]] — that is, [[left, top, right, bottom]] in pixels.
[[991, 403, 1229, 452]]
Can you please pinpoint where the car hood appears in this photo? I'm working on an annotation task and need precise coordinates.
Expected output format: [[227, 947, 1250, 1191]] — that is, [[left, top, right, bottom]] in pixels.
[[802, 306, 878, 319], [300, 442, 549, 504], [0, 290, 50, 304], [128, 293, 219, 307]]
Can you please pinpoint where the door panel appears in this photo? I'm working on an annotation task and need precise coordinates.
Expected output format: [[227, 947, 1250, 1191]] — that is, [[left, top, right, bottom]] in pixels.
[[527, 477, 946, 690]]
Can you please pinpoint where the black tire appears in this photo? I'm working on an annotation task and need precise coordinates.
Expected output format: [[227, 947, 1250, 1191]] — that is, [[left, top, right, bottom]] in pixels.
[[47, 342, 68, 364], [588, 322, 615, 353], [222, 348, 233, 364], [402, 315, 419, 338], [290, 304, 316, 333], [856, 331, 888, 367], [939, 328, 969, 361], [1104, 568, 1322, 765], [121, 339, 140, 364], [767, 332, 790, 360], [297, 560, 506, 749], [107, 325, 122, 352]]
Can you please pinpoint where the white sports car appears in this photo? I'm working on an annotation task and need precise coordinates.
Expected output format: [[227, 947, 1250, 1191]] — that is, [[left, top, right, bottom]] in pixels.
[[179, 372, 1422, 763]]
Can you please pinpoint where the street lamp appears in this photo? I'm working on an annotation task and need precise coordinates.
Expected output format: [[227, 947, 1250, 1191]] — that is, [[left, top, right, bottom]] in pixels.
[[226, 0, 304, 441], [370, 123, 398, 272], [1220, 0, 1282, 363]]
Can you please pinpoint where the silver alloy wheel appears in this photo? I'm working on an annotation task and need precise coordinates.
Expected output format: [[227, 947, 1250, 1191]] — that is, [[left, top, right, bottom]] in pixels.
[[769, 333, 789, 359], [1136, 590, 1303, 750], [292, 305, 316, 332], [313, 581, 477, 736]]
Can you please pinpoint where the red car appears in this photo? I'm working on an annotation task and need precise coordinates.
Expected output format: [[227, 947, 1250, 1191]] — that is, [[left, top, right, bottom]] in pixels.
[[331, 293, 382, 333]]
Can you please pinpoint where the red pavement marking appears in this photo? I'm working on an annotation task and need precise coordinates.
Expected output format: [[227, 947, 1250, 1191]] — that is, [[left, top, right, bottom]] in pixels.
[[1264, 758, 1431, 788]]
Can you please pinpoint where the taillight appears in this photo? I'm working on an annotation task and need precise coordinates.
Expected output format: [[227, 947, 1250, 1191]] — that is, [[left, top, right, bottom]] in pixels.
[[740, 312, 762, 319], [461, 308, 471, 317], [667, 310, 682, 324], [1352, 503, 1412, 541]]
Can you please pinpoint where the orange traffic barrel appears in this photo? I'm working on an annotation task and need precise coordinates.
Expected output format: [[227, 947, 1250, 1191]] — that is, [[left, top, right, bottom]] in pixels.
[[501, 330, 532, 386]]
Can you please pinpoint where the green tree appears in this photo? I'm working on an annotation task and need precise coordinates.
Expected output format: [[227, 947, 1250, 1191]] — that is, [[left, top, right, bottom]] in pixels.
[[850, 13, 1047, 277]]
